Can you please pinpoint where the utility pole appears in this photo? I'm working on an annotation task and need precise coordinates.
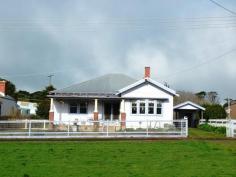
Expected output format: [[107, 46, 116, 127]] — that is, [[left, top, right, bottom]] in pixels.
[[48, 74, 54, 86], [228, 98, 231, 120]]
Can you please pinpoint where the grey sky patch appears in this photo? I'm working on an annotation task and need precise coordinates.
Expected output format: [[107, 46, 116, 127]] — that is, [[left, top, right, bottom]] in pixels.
[[0, 0, 236, 102]]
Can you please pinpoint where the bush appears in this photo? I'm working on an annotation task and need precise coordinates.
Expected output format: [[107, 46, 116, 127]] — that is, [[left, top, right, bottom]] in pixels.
[[198, 124, 226, 135], [202, 104, 227, 120]]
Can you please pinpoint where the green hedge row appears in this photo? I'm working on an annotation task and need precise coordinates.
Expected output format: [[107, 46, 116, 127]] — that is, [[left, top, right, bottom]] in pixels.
[[198, 124, 226, 135]]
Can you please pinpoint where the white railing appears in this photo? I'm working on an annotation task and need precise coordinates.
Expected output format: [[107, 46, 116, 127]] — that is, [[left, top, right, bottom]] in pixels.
[[199, 119, 228, 127], [226, 120, 236, 138], [0, 119, 188, 138], [199, 119, 236, 138]]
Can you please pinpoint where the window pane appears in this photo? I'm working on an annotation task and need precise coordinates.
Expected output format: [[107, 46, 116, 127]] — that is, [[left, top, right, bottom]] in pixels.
[[132, 102, 137, 114], [70, 103, 77, 113], [156, 108, 162, 114], [140, 102, 146, 114], [80, 102, 87, 114], [148, 103, 154, 114]]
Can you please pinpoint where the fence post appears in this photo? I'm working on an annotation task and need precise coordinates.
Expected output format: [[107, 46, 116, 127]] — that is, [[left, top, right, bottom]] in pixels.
[[184, 117, 188, 137], [43, 120, 46, 130], [230, 120, 234, 138], [106, 120, 109, 137], [180, 119, 183, 136], [67, 120, 70, 136], [28, 120, 31, 137], [25, 119, 28, 129], [146, 120, 149, 137]]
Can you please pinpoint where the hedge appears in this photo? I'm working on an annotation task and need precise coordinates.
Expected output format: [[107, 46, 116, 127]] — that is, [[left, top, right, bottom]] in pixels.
[[198, 124, 226, 135]]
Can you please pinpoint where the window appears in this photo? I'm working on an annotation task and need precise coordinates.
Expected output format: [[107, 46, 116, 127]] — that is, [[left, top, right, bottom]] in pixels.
[[148, 102, 154, 114], [131, 102, 137, 114], [139, 102, 146, 114], [156, 102, 162, 115], [69, 103, 77, 113], [79, 102, 87, 114]]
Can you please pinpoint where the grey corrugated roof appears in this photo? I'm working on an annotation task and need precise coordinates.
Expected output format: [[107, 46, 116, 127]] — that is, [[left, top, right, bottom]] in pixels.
[[53, 74, 137, 94]]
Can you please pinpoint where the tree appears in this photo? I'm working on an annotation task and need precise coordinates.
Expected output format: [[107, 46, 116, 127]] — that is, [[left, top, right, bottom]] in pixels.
[[36, 85, 56, 119], [174, 91, 209, 105], [195, 91, 207, 99], [16, 90, 31, 101], [203, 104, 227, 120], [206, 91, 219, 104]]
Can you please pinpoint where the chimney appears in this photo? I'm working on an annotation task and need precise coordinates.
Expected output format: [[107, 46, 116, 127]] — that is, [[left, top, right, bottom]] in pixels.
[[144, 66, 150, 78], [0, 81, 6, 96]]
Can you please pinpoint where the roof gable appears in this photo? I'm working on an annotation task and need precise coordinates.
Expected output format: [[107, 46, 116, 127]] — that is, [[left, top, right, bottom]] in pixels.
[[174, 101, 205, 110], [117, 78, 177, 96]]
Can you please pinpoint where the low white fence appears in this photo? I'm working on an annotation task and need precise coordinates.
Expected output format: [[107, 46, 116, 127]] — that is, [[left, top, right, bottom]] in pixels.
[[0, 119, 188, 138], [199, 119, 228, 127], [199, 119, 236, 138]]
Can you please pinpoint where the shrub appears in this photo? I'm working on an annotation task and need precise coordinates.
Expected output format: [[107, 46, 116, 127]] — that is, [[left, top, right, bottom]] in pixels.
[[202, 104, 227, 120], [198, 124, 226, 135]]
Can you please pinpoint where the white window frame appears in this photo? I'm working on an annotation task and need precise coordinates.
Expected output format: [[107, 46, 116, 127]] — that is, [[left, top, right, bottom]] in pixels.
[[156, 101, 162, 115], [131, 101, 138, 115], [139, 100, 146, 114], [148, 101, 155, 115]]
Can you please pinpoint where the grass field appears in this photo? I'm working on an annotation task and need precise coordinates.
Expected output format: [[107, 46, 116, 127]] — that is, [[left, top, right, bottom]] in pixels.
[[0, 130, 235, 177]]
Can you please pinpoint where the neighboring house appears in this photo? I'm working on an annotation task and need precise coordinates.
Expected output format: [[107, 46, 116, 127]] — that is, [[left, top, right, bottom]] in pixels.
[[0, 81, 18, 117], [174, 101, 205, 128], [48, 67, 178, 128], [17, 101, 37, 116], [226, 100, 236, 119]]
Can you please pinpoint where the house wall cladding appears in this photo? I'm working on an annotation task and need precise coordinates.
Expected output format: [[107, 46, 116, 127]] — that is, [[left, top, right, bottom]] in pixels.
[[0, 97, 17, 116]]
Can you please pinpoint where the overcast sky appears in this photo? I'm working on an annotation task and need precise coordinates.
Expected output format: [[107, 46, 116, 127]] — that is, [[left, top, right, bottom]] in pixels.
[[0, 0, 235, 101]]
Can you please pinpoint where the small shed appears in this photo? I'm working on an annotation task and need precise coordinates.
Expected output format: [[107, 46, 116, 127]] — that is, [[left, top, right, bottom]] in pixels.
[[174, 101, 205, 128]]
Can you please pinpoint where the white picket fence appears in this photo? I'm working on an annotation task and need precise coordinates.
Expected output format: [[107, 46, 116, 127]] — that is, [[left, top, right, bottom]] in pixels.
[[199, 119, 236, 138], [0, 119, 188, 139]]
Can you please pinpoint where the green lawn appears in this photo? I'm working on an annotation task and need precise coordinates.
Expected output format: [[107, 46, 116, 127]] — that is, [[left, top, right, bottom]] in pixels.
[[0, 139, 236, 177], [188, 128, 226, 139]]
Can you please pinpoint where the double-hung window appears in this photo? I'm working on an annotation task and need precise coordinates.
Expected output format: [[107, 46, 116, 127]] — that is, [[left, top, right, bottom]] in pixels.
[[148, 102, 154, 114], [156, 102, 162, 115], [131, 102, 137, 114], [139, 101, 146, 114], [69, 103, 77, 113], [69, 102, 88, 114]]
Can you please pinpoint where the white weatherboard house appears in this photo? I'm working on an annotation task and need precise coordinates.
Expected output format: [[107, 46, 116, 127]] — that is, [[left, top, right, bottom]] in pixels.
[[48, 67, 178, 128], [17, 101, 38, 116]]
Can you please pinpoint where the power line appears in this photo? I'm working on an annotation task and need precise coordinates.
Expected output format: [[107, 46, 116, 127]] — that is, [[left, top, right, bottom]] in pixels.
[[159, 47, 236, 80], [209, 0, 236, 16], [0, 15, 235, 32]]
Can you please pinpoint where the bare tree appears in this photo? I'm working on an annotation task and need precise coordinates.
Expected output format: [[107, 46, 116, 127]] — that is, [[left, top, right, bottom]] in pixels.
[[174, 91, 209, 105], [206, 91, 219, 104]]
